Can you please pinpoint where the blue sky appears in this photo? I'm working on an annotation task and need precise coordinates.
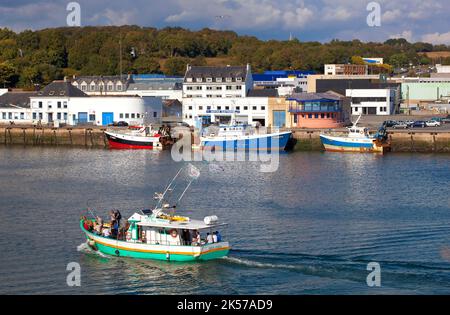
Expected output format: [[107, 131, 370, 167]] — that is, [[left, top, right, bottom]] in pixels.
[[1, 0, 449, 44]]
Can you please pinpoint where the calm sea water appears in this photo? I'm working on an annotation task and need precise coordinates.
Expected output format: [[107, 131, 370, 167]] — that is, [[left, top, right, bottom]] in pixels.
[[0, 147, 450, 294]]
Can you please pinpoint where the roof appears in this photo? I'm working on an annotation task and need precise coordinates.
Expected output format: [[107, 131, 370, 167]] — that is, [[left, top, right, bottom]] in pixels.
[[129, 212, 226, 230], [127, 81, 182, 91], [0, 91, 37, 108], [72, 75, 132, 85], [36, 81, 88, 97], [247, 89, 279, 97], [185, 65, 248, 81], [287, 92, 343, 102]]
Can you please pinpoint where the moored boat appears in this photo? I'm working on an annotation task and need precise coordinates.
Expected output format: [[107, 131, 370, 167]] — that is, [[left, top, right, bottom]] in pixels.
[[200, 123, 293, 151], [80, 164, 230, 262], [105, 125, 170, 150], [319, 115, 390, 153]]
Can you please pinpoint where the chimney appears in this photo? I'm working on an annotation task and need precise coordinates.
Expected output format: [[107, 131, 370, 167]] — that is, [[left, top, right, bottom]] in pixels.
[[246, 63, 251, 72], [186, 64, 191, 72]]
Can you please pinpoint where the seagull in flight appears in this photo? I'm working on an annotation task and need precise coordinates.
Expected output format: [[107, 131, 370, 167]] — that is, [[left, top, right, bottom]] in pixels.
[[215, 15, 231, 19]]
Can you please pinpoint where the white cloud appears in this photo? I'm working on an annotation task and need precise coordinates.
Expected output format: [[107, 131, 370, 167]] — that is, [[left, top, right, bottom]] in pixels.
[[421, 32, 450, 45], [390, 30, 414, 42]]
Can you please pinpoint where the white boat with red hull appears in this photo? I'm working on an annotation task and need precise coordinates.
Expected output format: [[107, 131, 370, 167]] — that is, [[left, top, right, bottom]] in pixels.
[[105, 125, 171, 150]]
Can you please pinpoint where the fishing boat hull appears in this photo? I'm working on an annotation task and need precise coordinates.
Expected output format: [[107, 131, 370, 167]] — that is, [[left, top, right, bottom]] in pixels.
[[80, 221, 230, 262], [320, 134, 389, 153], [200, 131, 293, 151], [105, 131, 163, 150]]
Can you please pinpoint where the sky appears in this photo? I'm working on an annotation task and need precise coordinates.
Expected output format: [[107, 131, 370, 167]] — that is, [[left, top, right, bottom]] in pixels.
[[1, 0, 450, 44]]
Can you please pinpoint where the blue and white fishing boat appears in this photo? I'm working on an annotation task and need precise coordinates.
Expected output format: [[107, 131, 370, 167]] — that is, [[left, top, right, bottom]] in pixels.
[[319, 115, 390, 153], [200, 119, 293, 151]]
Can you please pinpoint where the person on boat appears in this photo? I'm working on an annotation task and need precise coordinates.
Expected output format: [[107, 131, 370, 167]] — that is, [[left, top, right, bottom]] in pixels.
[[102, 227, 111, 238], [94, 217, 103, 235], [206, 233, 213, 244], [109, 210, 119, 238], [192, 230, 201, 246], [83, 219, 92, 232], [212, 231, 218, 243], [215, 231, 222, 242]]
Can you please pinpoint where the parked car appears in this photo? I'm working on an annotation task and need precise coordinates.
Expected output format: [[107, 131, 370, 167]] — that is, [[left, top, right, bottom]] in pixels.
[[384, 120, 398, 128], [393, 121, 408, 129], [405, 120, 415, 127], [425, 120, 441, 127], [442, 116, 450, 124], [108, 121, 129, 127], [411, 121, 426, 128]]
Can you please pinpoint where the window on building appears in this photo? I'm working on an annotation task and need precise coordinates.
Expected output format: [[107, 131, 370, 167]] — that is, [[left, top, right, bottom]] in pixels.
[[196, 86, 202, 90], [196, 78, 203, 83], [188, 106, 193, 110], [199, 106, 203, 110], [187, 86, 193, 90], [57, 113, 61, 120], [321, 113, 325, 119], [89, 114, 95, 121], [117, 84, 122, 91], [120, 113, 123, 119], [39, 102, 43, 108], [125, 113, 129, 118], [137, 114, 140, 118], [81, 85, 87, 91], [57, 101, 61, 108], [252, 106, 257, 110], [153, 112, 158, 118], [131, 113, 135, 119], [8, 113, 12, 119], [63, 101, 67, 108], [236, 106, 240, 111], [32, 113, 36, 120], [294, 114, 298, 124], [206, 86, 212, 90], [217, 106, 222, 110], [236, 77, 242, 82], [244, 106, 248, 111], [206, 78, 212, 83], [215, 86, 222, 90], [308, 114, 312, 119], [225, 106, 229, 110], [64, 113, 67, 121], [216, 78, 222, 83], [90, 84, 95, 91], [236, 86, 242, 90], [207, 106, 211, 110], [108, 84, 113, 91], [207, 95, 212, 98], [226, 77, 232, 82], [261, 106, 265, 110], [226, 86, 232, 90], [39, 113, 43, 119], [315, 114, 319, 119]]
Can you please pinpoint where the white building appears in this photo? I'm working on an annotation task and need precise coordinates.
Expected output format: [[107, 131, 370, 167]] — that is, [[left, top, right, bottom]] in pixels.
[[30, 81, 163, 126], [183, 64, 253, 99], [183, 96, 269, 127], [346, 88, 400, 116], [436, 64, 450, 74], [0, 91, 36, 124], [324, 64, 369, 76]]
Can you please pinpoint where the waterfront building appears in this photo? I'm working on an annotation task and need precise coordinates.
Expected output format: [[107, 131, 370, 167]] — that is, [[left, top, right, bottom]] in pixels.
[[346, 88, 400, 115], [436, 64, 450, 74], [286, 92, 345, 129], [162, 99, 183, 122], [30, 80, 163, 126], [71, 75, 131, 95], [72, 74, 183, 101], [324, 64, 368, 76], [0, 91, 36, 124], [182, 64, 262, 126], [252, 70, 315, 95], [126, 75, 183, 101], [183, 64, 253, 99]]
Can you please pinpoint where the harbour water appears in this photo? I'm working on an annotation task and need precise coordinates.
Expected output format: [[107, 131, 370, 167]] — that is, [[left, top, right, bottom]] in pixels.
[[1, 147, 450, 294]]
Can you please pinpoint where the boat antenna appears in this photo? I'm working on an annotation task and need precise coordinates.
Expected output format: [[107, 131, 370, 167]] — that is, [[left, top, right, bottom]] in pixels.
[[353, 113, 362, 126], [153, 167, 184, 210]]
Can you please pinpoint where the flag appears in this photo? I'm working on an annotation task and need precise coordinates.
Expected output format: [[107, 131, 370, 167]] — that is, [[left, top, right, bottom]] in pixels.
[[188, 163, 200, 179]]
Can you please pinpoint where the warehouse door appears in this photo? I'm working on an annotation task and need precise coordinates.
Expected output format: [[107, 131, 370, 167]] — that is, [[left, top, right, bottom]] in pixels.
[[273, 111, 286, 127], [102, 112, 114, 126], [78, 112, 88, 124]]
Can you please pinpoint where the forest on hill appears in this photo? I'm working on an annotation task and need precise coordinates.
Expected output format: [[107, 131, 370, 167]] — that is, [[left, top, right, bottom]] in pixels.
[[1, 25, 450, 89]]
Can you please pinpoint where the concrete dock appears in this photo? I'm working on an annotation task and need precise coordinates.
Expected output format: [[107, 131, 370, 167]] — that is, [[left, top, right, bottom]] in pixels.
[[1, 125, 450, 153]]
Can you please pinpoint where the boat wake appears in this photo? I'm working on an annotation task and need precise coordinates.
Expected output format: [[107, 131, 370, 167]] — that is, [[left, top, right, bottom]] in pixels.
[[222, 256, 314, 272], [77, 242, 109, 258]]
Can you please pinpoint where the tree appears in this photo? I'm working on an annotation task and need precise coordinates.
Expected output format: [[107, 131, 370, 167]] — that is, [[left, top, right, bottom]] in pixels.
[[131, 55, 161, 74], [164, 57, 189, 76], [0, 62, 18, 87]]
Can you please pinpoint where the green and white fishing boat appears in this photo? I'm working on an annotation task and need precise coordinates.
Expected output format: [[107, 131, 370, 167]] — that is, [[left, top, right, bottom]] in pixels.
[[80, 164, 230, 262]]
